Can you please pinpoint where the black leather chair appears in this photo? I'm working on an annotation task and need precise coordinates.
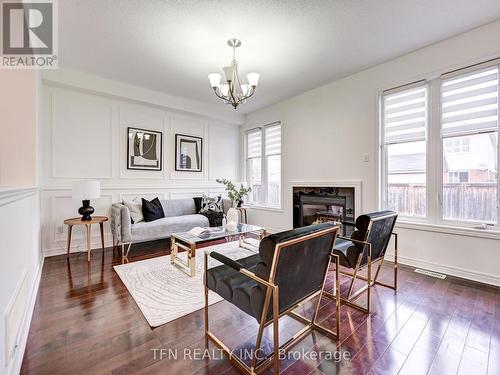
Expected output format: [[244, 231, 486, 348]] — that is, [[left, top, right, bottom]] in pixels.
[[204, 222, 341, 375], [327, 211, 398, 314]]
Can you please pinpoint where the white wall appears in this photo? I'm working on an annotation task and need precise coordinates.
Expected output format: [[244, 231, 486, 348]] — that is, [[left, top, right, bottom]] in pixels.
[[0, 190, 42, 375], [0, 70, 37, 187], [0, 71, 42, 375], [41, 70, 241, 256], [244, 20, 500, 286]]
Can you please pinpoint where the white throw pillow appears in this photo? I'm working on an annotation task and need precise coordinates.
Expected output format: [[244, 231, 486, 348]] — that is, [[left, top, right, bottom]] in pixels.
[[123, 199, 144, 224]]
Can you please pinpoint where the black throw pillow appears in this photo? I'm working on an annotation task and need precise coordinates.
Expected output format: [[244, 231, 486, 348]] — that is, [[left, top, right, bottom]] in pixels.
[[141, 197, 165, 222], [193, 197, 203, 213]]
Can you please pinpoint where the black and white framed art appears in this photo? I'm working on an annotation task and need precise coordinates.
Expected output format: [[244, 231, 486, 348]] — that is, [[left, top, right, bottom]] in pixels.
[[127, 127, 163, 171], [175, 134, 203, 172]]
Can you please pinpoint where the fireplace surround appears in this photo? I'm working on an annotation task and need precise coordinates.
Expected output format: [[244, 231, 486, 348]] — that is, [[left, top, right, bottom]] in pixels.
[[292, 182, 361, 235]]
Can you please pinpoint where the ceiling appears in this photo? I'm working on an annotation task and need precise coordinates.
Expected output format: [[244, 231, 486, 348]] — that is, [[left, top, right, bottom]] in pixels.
[[59, 0, 500, 114]]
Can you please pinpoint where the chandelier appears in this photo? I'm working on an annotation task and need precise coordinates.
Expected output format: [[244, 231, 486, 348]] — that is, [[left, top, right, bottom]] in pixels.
[[208, 39, 260, 109]]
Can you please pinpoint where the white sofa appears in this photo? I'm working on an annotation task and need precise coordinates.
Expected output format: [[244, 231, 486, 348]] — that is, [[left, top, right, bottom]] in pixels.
[[110, 198, 230, 258]]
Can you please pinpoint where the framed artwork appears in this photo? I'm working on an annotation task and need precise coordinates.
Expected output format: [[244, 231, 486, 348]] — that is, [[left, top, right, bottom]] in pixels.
[[175, 134, 203, 172], [127, 127, 162, 171]]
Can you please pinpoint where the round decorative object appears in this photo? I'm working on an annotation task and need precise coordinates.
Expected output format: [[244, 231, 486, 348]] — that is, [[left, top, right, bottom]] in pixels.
[[226, 208, 240, 225], [78, 199, 95, 221]]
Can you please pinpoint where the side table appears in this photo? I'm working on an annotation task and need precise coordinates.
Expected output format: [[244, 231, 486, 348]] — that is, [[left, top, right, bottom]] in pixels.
[[64, 216, 108, 261]]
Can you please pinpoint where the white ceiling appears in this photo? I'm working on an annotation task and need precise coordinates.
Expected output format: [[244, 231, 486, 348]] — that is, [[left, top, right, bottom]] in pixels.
[[59, 0, 500, 114]]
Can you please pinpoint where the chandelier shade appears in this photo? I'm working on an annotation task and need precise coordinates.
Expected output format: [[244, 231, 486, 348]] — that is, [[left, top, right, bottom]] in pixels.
[[208, 39, 260, 109]]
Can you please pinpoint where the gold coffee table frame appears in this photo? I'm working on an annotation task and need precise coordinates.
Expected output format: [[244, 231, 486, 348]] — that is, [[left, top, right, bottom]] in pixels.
[[170, 224, 266, 277]]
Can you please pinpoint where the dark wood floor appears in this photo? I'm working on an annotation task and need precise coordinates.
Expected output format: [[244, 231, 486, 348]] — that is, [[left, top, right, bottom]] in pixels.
[[21, 240, 500, 375]]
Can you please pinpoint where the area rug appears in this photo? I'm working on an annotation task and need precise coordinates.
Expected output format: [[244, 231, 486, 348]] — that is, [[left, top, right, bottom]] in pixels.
[[113, 241, 257, 327]]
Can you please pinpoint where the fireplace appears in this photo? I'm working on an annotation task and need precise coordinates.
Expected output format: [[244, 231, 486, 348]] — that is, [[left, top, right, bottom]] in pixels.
[[293, 186, 356, 235]]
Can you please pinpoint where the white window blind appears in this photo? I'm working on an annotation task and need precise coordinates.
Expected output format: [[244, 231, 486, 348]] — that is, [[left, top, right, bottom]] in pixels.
[[247, 128, 262, 158], [383, 83, 427, 144], [265, 123, 281, 155], [245, 123, 282, 208], [441, 66, 499, 136]]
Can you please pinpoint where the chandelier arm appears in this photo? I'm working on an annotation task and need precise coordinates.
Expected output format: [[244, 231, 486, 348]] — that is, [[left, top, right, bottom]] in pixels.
[[228, 81, 238, 107], [237, 86, 256, 103], [213, 88, 230, 101]]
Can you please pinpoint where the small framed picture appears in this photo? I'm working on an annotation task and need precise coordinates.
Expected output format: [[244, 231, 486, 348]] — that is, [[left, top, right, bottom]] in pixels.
[[175, 134, 203, 172], [127, 127, 163, 171]]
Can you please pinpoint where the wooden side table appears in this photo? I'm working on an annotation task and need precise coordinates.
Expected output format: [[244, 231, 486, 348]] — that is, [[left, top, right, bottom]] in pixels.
[[64, 216, 108, 261]]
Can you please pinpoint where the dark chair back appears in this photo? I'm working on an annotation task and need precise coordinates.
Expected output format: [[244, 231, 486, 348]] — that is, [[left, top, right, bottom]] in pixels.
[[364, 211, 398, 260], [255, 222, 339, 318]]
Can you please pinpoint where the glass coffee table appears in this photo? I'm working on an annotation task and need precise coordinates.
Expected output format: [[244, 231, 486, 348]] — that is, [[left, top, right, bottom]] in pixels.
[[170, 224, 266, 277]]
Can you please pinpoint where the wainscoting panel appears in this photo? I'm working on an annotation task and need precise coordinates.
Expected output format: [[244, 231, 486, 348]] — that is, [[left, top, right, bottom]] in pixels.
[[51, 90, 114, 179], [208, 123, 239, 181], [169, 116, 207, 181], [118, 105, 167, 180], [41, 82, 241, 257]]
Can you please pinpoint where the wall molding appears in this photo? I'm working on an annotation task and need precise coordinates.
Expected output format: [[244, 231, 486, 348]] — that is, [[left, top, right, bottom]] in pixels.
[[41, 183, 225, 191], [385, 253, 500, 287], [7, 257, 43, 375], [44, 238, 114, 258], [42, 70, 244, 126], [0, 187, 38, 207]]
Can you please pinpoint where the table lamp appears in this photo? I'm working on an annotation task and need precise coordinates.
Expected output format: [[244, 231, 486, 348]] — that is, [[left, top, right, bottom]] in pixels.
[[72, 180, 101, 221]]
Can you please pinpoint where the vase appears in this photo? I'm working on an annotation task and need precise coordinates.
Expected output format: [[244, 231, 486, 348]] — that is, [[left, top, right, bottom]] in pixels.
[[226, 207, 240, 225]]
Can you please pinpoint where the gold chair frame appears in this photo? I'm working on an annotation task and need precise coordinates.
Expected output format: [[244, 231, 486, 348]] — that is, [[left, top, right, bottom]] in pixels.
[[325, 213, 398, 314], [204, 226, 341, 375]]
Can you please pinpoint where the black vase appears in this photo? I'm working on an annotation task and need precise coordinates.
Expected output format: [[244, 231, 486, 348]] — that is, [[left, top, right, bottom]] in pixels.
[[237, 199, 243, 207], [78, 200, 94, 221]]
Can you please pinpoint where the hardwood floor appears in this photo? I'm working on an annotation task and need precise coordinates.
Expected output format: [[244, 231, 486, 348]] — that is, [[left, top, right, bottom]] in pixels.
[[21, 240, 500, 375]]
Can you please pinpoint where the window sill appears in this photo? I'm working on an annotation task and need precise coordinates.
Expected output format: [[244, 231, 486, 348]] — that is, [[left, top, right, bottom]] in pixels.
[[396, 220, 500, 240], [242, 204, 284, 213]]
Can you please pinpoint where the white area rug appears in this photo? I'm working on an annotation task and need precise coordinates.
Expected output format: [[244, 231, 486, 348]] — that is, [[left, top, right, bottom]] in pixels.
[[113, 241, 257, 327]]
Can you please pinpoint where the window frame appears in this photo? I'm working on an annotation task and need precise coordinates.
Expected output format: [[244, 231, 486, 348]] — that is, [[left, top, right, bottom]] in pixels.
[[244, 121, 283, 209], [379, 58, 500, 230], [379, 81, 429, 222]]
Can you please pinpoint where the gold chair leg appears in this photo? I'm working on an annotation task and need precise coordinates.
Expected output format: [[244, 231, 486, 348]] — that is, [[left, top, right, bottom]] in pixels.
[[367, 253, 371, 313], [204, 253, 209, 349], [347, 254, 363, 299], [273, 286, 279, 375], [334, 254, 340, 336], [394, 233, 398, 289], [251, 286, 273, 370]]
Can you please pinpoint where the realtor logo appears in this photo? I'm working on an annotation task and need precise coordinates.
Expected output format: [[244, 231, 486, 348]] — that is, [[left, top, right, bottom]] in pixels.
[[1, 0, 58, 68]]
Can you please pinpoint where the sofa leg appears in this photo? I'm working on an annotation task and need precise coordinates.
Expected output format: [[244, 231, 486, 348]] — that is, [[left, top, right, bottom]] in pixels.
[[121, 243, 132, 263]]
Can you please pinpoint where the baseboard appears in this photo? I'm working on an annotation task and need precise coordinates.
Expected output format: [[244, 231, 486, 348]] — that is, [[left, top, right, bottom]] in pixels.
[[7, 256, 44, 375], [43, 238, 114, 257], [385, 253, 500, 287]]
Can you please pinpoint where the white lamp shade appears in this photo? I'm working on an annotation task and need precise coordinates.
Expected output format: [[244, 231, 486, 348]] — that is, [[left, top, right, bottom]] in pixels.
[[223, 65, 235, 82], [208, 73, 221, 88], [72, 180, 101, 200], [220, 83, 230, 96], [240, 84, 250, 96], [247, 72, 260, 87]]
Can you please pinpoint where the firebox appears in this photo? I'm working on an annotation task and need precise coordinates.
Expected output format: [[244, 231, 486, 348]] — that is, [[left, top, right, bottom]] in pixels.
[[293, 186, 355, 235]]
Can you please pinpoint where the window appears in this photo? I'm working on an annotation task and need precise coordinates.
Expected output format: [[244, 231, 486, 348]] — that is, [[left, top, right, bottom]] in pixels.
[[379, 59, 500, 228], [246, 122, 282, 207], [445, 138, 470, 153], [448, 171, 469, 183], [441, 65, 498, 223], [246, 128, 262, 203], [381, 83, 428, 217]]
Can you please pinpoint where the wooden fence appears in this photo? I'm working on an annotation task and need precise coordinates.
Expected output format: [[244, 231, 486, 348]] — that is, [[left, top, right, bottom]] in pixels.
[[388, 183, 497, 222]]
